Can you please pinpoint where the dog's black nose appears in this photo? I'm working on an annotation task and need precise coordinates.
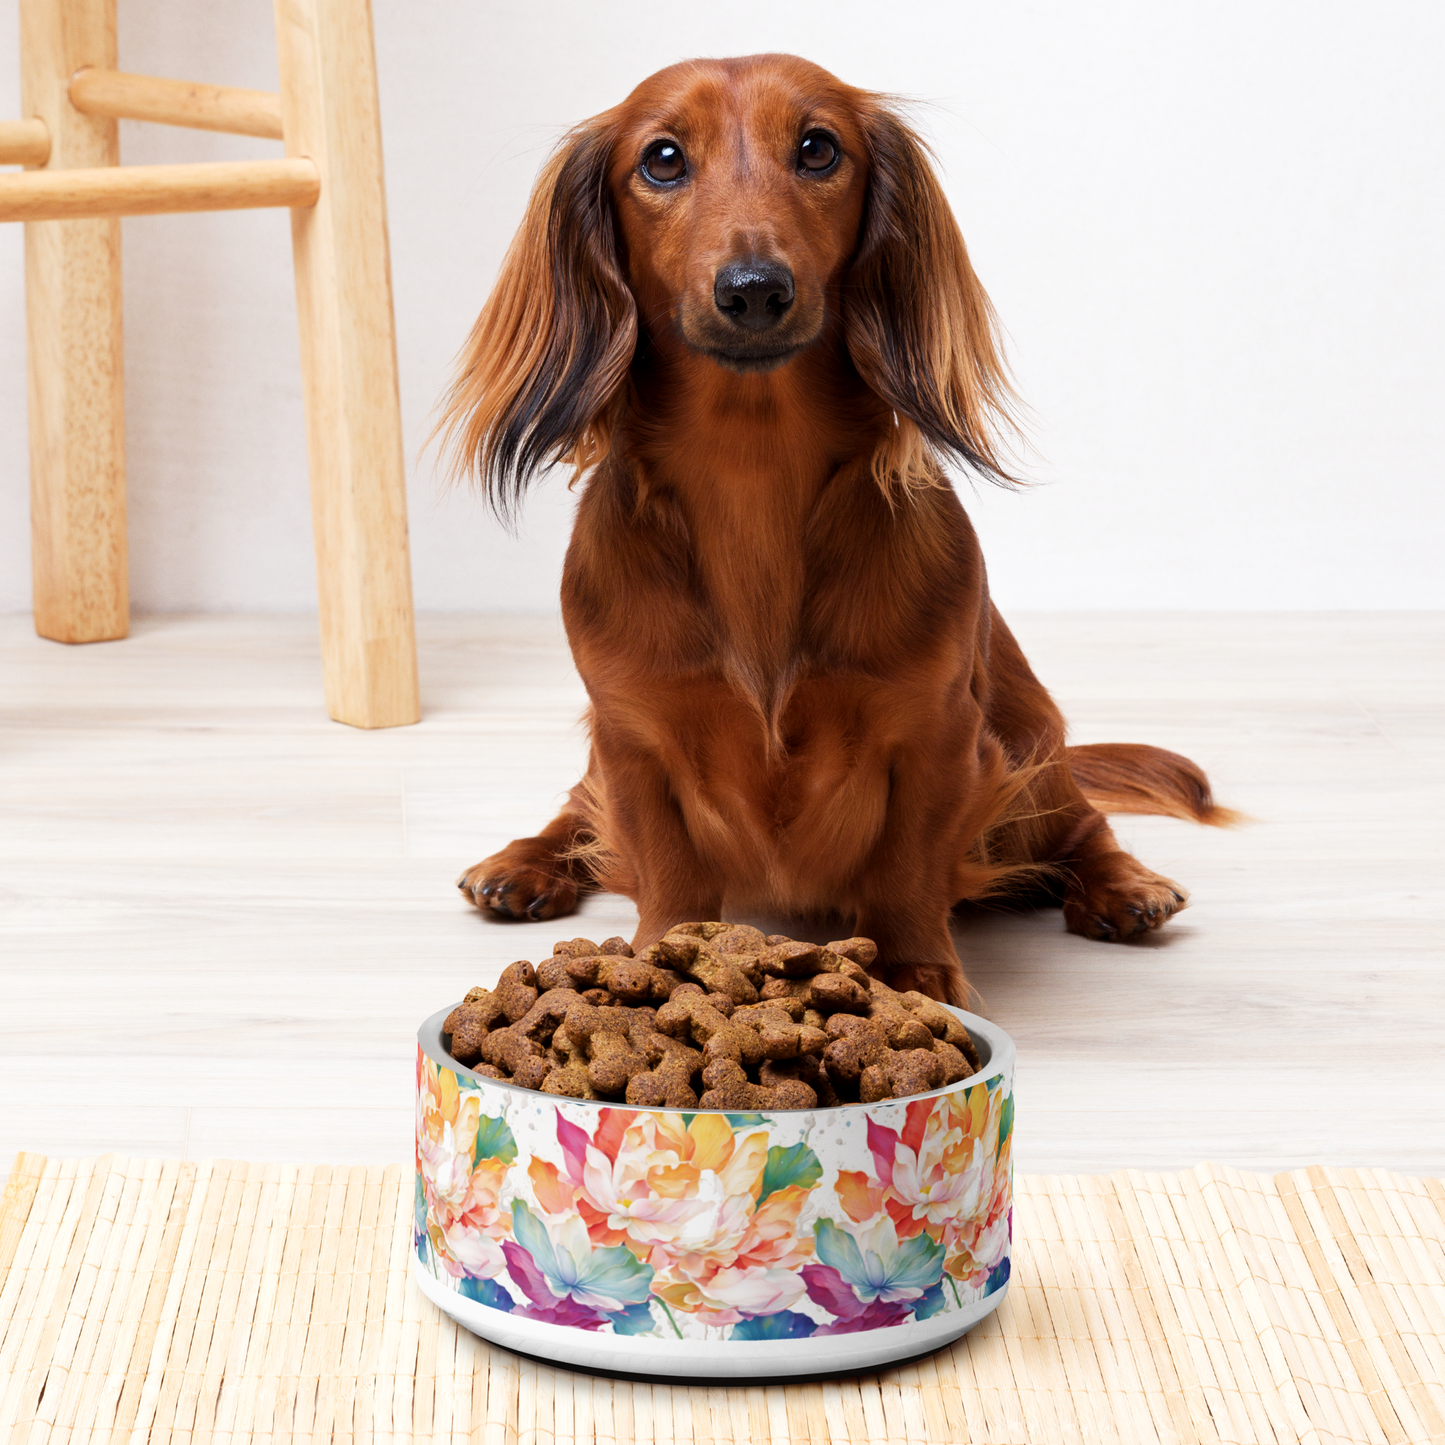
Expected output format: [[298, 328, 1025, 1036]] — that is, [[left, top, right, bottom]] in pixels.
[[713, 259, 794, 330]]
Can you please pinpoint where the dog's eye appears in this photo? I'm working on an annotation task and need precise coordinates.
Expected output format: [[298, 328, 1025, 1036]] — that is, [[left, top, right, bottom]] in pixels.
[[641, 141, 686, 184], [798, 131, 839, 173]]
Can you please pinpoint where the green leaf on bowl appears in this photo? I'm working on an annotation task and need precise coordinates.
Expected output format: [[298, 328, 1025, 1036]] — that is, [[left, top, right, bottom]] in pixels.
[[757, 1142, 822, 1205], [724, 1113, 769, 1129], [998, 1092, 1014, 1148], [473, 1114, 518, 1165]]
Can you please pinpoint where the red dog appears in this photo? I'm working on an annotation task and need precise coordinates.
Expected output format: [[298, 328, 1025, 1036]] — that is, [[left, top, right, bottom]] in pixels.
[[442, 54, 1234, 1005]]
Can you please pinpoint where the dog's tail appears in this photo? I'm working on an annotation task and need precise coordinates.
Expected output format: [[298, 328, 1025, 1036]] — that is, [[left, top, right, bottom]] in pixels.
[[1065, 743, 1243, 827]]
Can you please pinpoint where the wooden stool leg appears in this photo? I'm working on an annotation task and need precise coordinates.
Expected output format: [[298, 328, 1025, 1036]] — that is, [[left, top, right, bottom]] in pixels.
[[273, 0, 420, 728], [22, 0, 127, 644]]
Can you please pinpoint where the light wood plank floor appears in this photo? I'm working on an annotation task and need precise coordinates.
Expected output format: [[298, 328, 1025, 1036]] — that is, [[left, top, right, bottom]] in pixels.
[[2, 612, 1441, 1174]]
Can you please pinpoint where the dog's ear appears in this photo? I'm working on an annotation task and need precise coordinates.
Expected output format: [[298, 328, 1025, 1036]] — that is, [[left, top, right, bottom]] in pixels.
[[438, 117, 637, 521], [846, 103, 1019, 490]]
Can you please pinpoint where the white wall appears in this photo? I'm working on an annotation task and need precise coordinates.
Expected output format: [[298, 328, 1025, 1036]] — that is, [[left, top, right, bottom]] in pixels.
[[1, 0, 1440, 613]]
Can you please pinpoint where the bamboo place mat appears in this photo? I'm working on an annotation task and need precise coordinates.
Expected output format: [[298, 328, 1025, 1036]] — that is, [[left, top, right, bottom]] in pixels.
[[2, 1156, 1444, 1445]]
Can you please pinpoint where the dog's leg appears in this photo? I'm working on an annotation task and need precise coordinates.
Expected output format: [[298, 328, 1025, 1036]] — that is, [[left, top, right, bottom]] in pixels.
[[585, 732, 723, 952], [854, 909, 970, 1008], [1055, 811, 1189, 942], [978, 607, 1193, 943], [849, 759, 974, 1006], [457, 778, 596, 921]]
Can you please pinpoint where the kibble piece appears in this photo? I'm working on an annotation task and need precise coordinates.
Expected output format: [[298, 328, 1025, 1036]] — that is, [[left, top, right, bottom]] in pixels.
[[478, 1026, 546, 1076], [656, 993, 765, 1068], [759, 976, 812, 1004], [647, 938, 759, 1004], [513, 989, 584, 1042], [625, 1040, 700, 1107], [890, 1048, 947, 1098], [758, 941, 838, 977], [565, 1000, 650, 1095], [761, 1054, 840, 1107], [709, 923, 768, 956], [734, 996, 804, 1024], [541, 1060, 597, 1099], [808, 974, 871, 1015], [552, 937, 601, 957], [664, 921, 732, 942], [932, 1038, 974, 1086], [494, 961, 539, 1022], [699, 1058, 817, 1110], [565, 954, 662, 1003], [446, 992, 504, 1033], [826, 937, 879, 967], [822, 1017, 889, 1082], [734, 1006, 828, 1061], [510, 1053, 552, 1091], [535, 955, 575, 991], [443, 996, 504, 1064], [598, 936, 634, 956]]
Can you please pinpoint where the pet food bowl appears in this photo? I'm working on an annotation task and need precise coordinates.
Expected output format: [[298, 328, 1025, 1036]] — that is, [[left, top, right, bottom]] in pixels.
[[412, 1003, 1015, 1380]]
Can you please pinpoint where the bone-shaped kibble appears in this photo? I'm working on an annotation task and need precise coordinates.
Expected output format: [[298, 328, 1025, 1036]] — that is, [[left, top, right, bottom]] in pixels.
[[699, 1058, 817, 1110], [825, 937, 879, 967], [899, 991, 980, 1063], [478, 1025, 546, 1075], [821, 1016, 889, 1083], [564, 954, 673, 1003], [760, 1053, 839, 1107], [438, 926, 976, 1110], [865, 977, 942, 1050], [625, 1040, 700, 1107], [758, 941, 841, 977], [860, 1048, 945, 1102], [731, 1004, 828, 1060], [541, 1059, 598, 1099], [808, 974, 871, 1014], [553, 937, 600, 956], [655, 993, 765, 1068], [512, 989, 584, 1042], [494, 960, 539, 1022], [931, 1038, 975, 1086], [564, 1000, 650, 1094], [646, 937, 759, 1003], [443, 994, 505, 1063]]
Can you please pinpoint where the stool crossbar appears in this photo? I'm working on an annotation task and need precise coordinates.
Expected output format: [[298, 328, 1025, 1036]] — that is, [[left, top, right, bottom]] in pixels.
[[1, 0, 420, 729]]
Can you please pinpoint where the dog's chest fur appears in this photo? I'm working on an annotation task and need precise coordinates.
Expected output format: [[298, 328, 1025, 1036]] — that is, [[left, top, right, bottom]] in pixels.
[[563, 446, 989, 899]]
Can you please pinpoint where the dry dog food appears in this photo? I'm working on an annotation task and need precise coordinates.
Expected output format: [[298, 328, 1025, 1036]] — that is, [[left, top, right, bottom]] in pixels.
[[441, 923, 981, 1110]]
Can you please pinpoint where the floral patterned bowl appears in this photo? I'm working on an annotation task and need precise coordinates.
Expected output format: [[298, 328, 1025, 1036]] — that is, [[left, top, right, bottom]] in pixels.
[[413, 1003, 1015, 1379]]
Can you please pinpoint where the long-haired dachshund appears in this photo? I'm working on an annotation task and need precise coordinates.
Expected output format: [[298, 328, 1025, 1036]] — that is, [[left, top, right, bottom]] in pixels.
[[442, 54, 1234, 1005]]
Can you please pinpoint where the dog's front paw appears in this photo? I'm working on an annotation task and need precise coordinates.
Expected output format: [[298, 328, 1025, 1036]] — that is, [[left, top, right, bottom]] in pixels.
[[1063, 852, 1187, 941], [457, 843, 580, 921]]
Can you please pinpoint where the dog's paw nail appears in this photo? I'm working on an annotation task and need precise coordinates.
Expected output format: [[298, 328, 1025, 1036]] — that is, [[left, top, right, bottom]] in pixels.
[[1090, 915, 1115, 939], [1125, 906, 1142, 917], [1170, 890, 1184, 903], [526, 893, 552, 918]]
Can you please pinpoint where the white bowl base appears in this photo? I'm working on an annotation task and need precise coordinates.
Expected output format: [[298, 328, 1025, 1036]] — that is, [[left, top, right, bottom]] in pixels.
[[412, 1257, 1008, 1381]]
